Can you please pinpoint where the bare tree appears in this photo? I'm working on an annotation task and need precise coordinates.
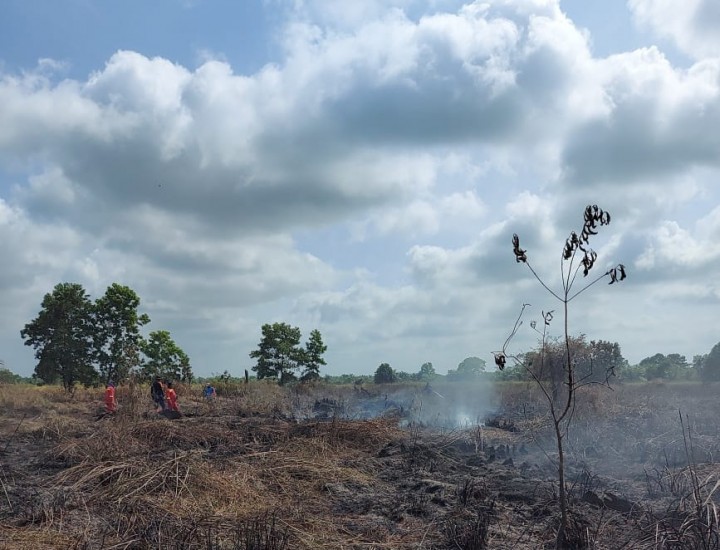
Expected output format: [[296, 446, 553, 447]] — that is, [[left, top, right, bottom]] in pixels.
[[494, 205, 626, 548]]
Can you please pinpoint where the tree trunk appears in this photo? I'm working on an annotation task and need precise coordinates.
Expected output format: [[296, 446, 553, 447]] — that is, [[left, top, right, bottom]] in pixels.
[[555, 421, 567, 549]]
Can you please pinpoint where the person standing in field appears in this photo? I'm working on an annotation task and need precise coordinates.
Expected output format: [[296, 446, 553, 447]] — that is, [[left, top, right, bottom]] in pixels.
[[203, 383, 216, 402], [104, 380, 117, 414], [165, 381, 180, 413], [151, 376, 165, 412]]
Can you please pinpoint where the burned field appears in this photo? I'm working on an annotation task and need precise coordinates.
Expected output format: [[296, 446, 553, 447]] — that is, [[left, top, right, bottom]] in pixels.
[[2, 381, 720, 549]]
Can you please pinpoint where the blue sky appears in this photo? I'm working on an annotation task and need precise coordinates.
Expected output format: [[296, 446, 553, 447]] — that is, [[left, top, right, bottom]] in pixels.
[[1, 0, 719, 379], [0, 0, 277, 78]]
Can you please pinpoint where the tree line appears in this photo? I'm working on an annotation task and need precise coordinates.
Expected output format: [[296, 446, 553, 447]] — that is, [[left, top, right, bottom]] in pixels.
[[493, 336, 720, 383], [11, 286, 720, 388], [20, 282, 190, 390], [322, 338, 720, 385]]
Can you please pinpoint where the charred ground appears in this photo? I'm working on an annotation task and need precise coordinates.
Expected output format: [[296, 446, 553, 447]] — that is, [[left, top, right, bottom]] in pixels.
[[1, 380, 719, 549]]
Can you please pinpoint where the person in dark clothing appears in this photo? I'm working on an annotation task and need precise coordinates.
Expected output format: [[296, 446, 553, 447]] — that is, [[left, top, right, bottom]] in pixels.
[[151, 376, 165, 412]]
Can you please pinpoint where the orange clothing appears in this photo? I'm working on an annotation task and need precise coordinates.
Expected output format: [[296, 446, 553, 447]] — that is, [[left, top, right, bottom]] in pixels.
[[104, 386, 117, 413], [166, 388, 179, 412]]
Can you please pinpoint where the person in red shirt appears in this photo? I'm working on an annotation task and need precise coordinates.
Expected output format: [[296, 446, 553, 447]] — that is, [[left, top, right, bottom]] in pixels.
[[104, 381, 117, 414], [165, 381, 180, 413]]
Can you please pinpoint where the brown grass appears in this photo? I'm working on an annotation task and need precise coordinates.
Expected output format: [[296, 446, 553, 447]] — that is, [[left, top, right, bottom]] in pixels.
[[1, 382, 417, 549], [4, 380, 720, 548]]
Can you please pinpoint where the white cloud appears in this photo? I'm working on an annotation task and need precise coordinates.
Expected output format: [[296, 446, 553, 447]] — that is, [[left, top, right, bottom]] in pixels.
[[353, 188, 487, 240], [561, 48, 720, 186], [1, 0, 720, 375], [629, 0, 720, 59], [18, 167, 80, 209], [637, 206, 720, 270]]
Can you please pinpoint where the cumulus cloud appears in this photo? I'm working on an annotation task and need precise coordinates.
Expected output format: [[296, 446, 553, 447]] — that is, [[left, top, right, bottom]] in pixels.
[[561, 48, 720, 187], [1, 0, 720, 375], [637, 205, 720, 270], [629, 0, 720, 59]]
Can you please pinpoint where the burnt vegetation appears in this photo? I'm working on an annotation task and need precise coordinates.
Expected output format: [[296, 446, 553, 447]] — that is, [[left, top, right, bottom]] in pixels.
[[2, 378, 720, 549]]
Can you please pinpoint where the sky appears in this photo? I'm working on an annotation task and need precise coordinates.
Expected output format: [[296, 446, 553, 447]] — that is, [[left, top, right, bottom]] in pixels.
[[1, 0, 719, 379]]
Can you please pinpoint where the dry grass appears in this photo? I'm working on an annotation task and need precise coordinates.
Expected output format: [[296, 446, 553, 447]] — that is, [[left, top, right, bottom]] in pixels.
[[1, 382, 416, 549], [4, 380, 720, 548], [0, 384, 95, 423]]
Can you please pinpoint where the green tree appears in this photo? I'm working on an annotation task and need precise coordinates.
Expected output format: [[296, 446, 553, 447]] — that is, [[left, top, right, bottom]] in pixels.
[[640, 353, 688, 380], [373, 363, 396, 384], [301, 329, 327, 382], [140, 330, 192, 381], [0, 367, 22, 384], [449, 356, 486, 381], [618, 363, 646, 382], [250, 322, 303, 385], [93, 283, 150, 384], [20, 282, 97, 390], [701, 343, 720, 381], [418, 362, 436, 380], [523, 336, 579, 397], [523, 337, 626, 388], [667, 353, 690, 379], [586, 340, 628, 381], [694, 353, 708, 379], [494, 362, 527, 381]]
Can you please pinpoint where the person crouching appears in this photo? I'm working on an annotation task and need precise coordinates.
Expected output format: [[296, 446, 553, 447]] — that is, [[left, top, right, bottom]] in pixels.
[[105, 380, 117, 414], [151, 376, 165, 412], [166, 381, 180, 413]]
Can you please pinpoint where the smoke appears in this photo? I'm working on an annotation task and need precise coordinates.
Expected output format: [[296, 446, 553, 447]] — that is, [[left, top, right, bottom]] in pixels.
[[407, 380, 498, 428], [307, 378, 499, 429]]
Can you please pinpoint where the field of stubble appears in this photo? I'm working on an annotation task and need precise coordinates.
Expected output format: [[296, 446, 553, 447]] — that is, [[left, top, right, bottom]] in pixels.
[[1, 379, 720, 549]]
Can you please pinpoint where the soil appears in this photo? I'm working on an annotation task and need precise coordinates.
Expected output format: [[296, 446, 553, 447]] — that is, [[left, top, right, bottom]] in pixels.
[[1, 381, 719, 549]]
